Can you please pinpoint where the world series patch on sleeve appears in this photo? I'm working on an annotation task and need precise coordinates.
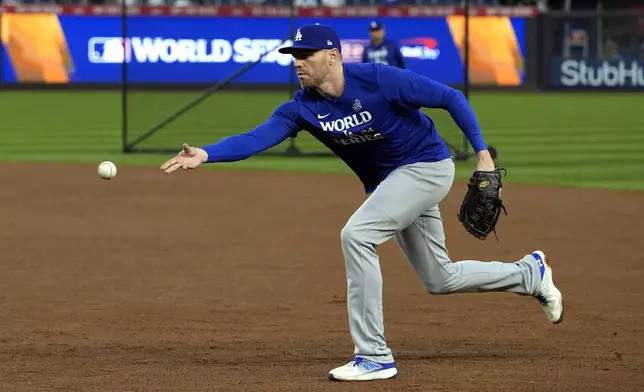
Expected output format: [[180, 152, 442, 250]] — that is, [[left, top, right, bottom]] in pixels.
[[457, 167, 508, 240]]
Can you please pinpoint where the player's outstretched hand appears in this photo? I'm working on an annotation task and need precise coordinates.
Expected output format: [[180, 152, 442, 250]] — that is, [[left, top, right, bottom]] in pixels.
[[160, 143, 208, 174]]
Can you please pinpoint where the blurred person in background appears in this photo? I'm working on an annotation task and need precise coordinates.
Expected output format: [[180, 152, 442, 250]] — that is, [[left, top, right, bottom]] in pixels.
[[361, 20, 405, 69]]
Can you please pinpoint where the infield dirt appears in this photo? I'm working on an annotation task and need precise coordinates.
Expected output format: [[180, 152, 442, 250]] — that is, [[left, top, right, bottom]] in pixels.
[[1, 162, 643, 391]]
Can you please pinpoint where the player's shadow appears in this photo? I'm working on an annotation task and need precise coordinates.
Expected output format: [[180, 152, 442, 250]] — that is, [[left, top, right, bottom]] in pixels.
[[185, 348, 534, 367], [399, 351, 528, 361], [139, 340, 541, 366], [394, 345, 542, 362]]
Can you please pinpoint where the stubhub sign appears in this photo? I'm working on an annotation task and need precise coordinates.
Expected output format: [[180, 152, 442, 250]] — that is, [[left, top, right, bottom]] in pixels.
[[88, 37, 293, 65], [551, 58, 644, 88]]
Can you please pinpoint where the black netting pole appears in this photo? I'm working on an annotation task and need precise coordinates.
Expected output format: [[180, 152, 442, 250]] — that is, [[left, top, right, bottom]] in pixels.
[[285, 0, 300, 156], [288, 0, 297, 99], [121, 2, 129, 152], [463, 0, 470, 155]]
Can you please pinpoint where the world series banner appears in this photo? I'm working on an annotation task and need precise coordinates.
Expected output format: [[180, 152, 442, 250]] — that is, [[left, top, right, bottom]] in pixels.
[[0, 5, 534, 86]]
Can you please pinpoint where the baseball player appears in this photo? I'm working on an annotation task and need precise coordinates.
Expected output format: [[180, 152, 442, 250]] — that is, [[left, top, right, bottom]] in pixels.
[[160, 24, 564, 382], [361, 20, 405, 69]]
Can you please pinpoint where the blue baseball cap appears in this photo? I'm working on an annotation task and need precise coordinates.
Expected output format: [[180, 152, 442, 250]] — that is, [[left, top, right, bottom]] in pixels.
[[278, 24, 342, 54], [368, 20, 384, 31]]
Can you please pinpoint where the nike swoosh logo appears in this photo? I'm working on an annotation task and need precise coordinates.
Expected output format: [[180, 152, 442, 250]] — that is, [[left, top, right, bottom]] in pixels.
[[317, 113, 331, 119]]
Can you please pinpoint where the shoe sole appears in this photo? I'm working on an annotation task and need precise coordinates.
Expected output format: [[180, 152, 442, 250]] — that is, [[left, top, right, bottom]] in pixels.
[[328, 368, 398, 382], [542, 252, 564, 324]]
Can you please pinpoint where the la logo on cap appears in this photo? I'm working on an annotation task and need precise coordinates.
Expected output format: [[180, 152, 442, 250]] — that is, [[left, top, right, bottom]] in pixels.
[[295, 29, 302, 41]]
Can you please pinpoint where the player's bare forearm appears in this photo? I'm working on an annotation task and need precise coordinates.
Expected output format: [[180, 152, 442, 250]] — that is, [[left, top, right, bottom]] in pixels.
[[476, 150, 496, 171]]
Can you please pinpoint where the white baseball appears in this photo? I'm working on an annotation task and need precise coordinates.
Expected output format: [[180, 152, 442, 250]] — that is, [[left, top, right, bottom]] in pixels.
[[98, 161, 117, 180]]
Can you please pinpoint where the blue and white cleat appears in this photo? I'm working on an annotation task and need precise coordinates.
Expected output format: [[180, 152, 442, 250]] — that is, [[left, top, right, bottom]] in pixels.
[[328, 356, 397, 381], [532, 251, 564, 324]]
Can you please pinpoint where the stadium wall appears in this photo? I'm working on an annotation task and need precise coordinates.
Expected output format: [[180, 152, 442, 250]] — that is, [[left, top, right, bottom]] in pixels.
[[0, 4, 540, 92], [3, 6, 640, 92]]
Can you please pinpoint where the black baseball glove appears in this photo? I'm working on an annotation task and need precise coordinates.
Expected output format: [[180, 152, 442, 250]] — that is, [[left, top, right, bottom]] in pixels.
[[457, 167, 508, 241]]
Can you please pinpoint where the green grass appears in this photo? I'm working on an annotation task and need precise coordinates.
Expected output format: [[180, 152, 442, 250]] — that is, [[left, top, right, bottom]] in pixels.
[[0, 90, 642, 190]]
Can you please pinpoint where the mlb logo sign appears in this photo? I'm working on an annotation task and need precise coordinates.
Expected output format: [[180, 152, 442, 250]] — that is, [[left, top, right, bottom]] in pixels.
[[88, 37, 131, 64]]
